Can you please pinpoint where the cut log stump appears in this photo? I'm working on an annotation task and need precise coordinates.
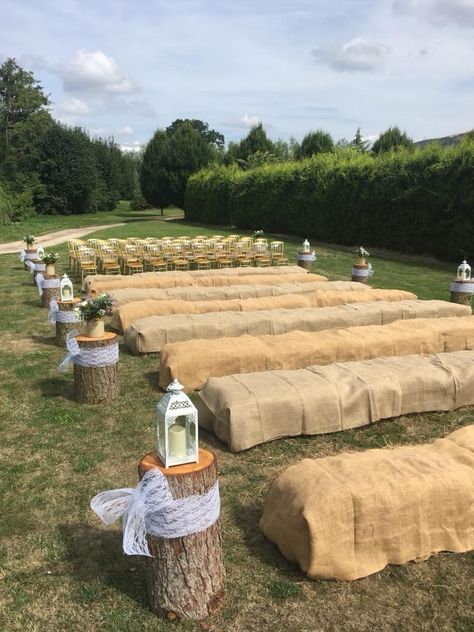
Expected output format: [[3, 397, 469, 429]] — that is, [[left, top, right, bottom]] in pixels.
[[138, 449, 226, 620], [41, 274, 60, 308], [351, 263, 370, 284], [73, 332, 119, 404], [56, 299, 84, 347]]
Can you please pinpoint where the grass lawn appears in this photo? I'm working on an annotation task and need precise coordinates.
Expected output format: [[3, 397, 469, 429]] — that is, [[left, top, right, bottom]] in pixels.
[[0, 217, 472, 632], [0, 201, 184, 243]]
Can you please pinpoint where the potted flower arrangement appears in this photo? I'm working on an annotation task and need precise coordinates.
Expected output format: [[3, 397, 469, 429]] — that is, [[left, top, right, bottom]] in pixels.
[[75, 293, 114, 338], [40, 251, 60, 276], [354, 246, 370, 266], [253, 229, 264, 238], [23, 234, 36, 248]]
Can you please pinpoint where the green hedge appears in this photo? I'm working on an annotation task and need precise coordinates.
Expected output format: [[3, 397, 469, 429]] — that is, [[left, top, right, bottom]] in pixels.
[[184, 143, 474, 261]]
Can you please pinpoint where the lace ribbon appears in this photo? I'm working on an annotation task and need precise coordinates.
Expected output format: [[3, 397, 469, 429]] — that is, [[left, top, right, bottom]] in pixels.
[[48, 299, 79, 324], [90, 468, 220, 556], [59, 331, 119, 371], [36, 273, 60, 296], [352, 263, 374, 278]]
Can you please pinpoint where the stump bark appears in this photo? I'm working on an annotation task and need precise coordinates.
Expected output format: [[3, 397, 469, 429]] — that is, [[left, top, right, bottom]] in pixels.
[[32, 260, 45, 286], [450, 280, 474, 306], [138, 449, 226, 620], [297, 251, 316, 271], [24, 248, 38, 270], [56, 299, 84, 346], [73, 332, 119, 404], [41, 274, 60, 308], [351, 263, 369, 284]]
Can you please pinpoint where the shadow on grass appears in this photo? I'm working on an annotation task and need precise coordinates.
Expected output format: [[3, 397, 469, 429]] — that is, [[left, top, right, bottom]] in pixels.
[[144, 370, 163, 392], [23, 298, 43, 308], [30, 334, 59, 347], [59, 523, 148, 607], [38, 376, 74, 401], [230, 501, 302, 579]]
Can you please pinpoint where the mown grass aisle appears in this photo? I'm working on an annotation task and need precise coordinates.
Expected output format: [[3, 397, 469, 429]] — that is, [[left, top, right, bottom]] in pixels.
[[0, 219, 472, 632]]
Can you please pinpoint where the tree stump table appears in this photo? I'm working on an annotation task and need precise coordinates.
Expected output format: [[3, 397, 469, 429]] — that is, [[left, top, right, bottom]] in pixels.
[[40, 274, 60, 308], [73, 332, 119, 403], [138, 449, 226, 620], [23, 248, 38, 270], [297, 251, 316, 271], [450, 279, 474, 306], [351, 262, 370, 284], [55, 298, 84, 346], [30, 260, 46, 286]]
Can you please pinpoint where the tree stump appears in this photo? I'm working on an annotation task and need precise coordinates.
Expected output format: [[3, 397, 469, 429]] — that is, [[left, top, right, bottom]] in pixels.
[[73, 332, 119, 404], [297, 251, 316, 271], [55, 299, 84, 346], [450, 280, 474, 306], [32, 260, 46, 286], [351, 263, 370, 284], [40, 274, 60, 308], [138, 449, 226, 620], [24, 248, 38, 270]]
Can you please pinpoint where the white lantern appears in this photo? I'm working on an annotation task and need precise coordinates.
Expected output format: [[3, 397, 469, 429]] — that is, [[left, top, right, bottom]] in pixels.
[[457, 260, 471, 281], [156, 379, 198, 468], [60, 274, 74, 301], [303, 239, 310, 253]]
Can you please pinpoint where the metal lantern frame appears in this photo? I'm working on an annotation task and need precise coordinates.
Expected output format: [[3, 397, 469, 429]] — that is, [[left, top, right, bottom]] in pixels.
[[303, 239, 311, 253], [156, 379, 199, 468], [60, 274, 74, 301], [457, 260, 471, 282]]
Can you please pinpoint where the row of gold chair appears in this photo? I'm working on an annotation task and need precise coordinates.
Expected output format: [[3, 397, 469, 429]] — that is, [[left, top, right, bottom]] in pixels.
[[68, 236, 288, 277]]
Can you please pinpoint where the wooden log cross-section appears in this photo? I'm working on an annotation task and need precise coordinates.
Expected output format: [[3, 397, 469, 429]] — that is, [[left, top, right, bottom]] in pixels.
[[138, 449, 226, 620], [55, 298, 84, 347], [73, 332, 119, 404]]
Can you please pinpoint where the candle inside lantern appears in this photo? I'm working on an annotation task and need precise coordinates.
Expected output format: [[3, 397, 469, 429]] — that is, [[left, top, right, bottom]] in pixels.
[[168, 423, 186, 457]]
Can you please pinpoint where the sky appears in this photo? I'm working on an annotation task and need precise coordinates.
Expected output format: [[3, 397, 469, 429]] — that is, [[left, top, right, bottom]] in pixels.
[[1, 0, 473, 151]]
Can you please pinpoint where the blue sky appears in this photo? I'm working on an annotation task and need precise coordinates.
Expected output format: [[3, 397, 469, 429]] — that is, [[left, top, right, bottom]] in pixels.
[[1, 0, 473, 150]]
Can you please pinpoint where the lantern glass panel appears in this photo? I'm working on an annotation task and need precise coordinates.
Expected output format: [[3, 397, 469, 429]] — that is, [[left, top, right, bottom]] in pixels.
[[157, 413, 166, 456]]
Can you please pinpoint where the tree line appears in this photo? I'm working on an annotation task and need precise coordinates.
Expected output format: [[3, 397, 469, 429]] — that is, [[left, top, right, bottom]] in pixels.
[[2, 56, 471, 233], [0, 58, 139, 224]]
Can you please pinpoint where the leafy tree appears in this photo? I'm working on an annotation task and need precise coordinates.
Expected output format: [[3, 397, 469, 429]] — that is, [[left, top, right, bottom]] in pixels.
[[297, 129, 334, 158], [372, 126, 414, 154], [35, 123, 100, 214], [91, 137, 123, 211], [119, 151, 140, 200], [166, 119, 225, 150], [351, 128, 369, 152], [140, 122, 215, 211], [238, 123, 274, 159], [0, 58, 52, 192]]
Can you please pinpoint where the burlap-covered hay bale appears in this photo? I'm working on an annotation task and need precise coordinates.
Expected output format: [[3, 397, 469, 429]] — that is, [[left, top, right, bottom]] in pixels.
[[260, 425, 474, 581], [111, 280, 369, 308], [159, 315, 474, 391], [84, 271, 327, 295], [83, 265, 306, 291], [130, 299, 468, 355], [197, 351, 474, 451], [113, 288, 416, 332]]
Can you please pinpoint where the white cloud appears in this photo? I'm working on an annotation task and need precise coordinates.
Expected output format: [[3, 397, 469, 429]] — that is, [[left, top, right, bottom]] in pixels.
[[312, 37, 388, 72], [63, 50, 135, 95], [116, 125, 134, 135], [120, 140, 144, 153], [56, 97, 90, 116], [393, 0, 474, 28]]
